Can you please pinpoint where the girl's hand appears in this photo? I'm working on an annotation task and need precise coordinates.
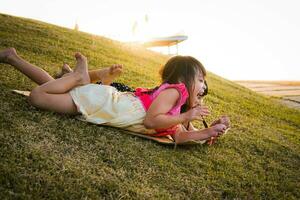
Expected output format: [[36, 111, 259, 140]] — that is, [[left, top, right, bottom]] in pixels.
[[220, 116, 230, 128], [210, 115, 230, 128], [183, 105, 210, 122], [210, 124, 227, 137]]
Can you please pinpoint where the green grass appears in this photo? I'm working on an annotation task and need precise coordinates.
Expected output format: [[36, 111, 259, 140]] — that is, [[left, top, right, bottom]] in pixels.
[[0, 13, 299, 199]]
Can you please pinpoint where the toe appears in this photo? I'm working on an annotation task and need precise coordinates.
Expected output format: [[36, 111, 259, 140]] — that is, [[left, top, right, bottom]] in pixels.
[[62, 63, 72, 72], [75, 52, 81, 59], [75, 52, 85, 60]]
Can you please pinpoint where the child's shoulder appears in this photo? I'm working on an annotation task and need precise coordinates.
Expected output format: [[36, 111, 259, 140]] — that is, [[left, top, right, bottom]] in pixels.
[[150, 87, 180, 109], [157, 87, 180, 98], [159, 82, 187, 89], [153, 83, 188, 99]]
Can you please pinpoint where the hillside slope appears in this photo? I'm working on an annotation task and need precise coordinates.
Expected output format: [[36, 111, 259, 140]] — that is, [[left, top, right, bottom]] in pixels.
[[0, 13, 299, 199]]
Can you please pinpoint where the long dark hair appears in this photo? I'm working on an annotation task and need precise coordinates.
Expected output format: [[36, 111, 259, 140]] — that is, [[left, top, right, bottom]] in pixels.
[[160, 55, 206, 109]]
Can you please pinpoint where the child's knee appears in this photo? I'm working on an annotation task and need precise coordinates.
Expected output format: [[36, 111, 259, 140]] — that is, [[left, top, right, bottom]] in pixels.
[[28, 87, 45, 107]]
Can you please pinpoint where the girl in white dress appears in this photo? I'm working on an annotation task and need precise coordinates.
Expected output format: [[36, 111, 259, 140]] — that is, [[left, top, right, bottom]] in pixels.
[[0, 48, 230, 144]]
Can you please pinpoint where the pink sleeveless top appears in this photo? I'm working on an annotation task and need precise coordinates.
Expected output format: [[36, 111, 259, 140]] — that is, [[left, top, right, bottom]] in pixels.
[[134, 83, 189, 136]]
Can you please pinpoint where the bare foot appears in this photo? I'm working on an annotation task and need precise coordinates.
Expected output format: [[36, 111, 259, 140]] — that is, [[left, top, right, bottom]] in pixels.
[[54, 63, 73, 79], [0, 48, 17, 64], [73, 52, 90, 85], [98, 64, 123, 85]]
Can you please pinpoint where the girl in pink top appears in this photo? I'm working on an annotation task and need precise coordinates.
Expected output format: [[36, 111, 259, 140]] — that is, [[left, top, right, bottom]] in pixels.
[[134, 55, 230, 142], [0, 48, 230, 144]]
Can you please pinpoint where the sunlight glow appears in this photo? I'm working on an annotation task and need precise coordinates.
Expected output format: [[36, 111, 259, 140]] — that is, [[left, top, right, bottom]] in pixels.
[[1, 0, 299, 81]]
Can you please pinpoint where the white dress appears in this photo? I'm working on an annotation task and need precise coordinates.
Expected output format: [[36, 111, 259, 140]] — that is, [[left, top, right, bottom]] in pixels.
[[69, 84, 156, 134]]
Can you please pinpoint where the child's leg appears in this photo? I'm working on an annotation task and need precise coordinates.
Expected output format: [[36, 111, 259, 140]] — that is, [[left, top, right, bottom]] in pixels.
[[89, 64, 122, 84], [29, 92, 78, 114], [56, 63, 123, 84], [28, 52, 90, 114], [0, 48, 54, 85]]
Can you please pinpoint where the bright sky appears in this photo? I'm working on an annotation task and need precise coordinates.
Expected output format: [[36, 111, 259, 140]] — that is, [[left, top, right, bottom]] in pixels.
[[1, 0, 300, 81]]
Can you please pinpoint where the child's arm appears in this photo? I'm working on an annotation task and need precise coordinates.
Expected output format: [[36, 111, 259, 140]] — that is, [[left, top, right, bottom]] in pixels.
[[143, 88, 184, 129], [172, 124, 227, 144], [143, 89, 210, 129]]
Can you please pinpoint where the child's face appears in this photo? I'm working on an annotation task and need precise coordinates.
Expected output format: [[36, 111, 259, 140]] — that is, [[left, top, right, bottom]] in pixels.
[[192, 72, 206, 105]]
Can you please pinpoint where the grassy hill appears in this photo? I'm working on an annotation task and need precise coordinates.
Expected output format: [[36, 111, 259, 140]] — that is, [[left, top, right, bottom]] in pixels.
[[0, 13, 299, 199]]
